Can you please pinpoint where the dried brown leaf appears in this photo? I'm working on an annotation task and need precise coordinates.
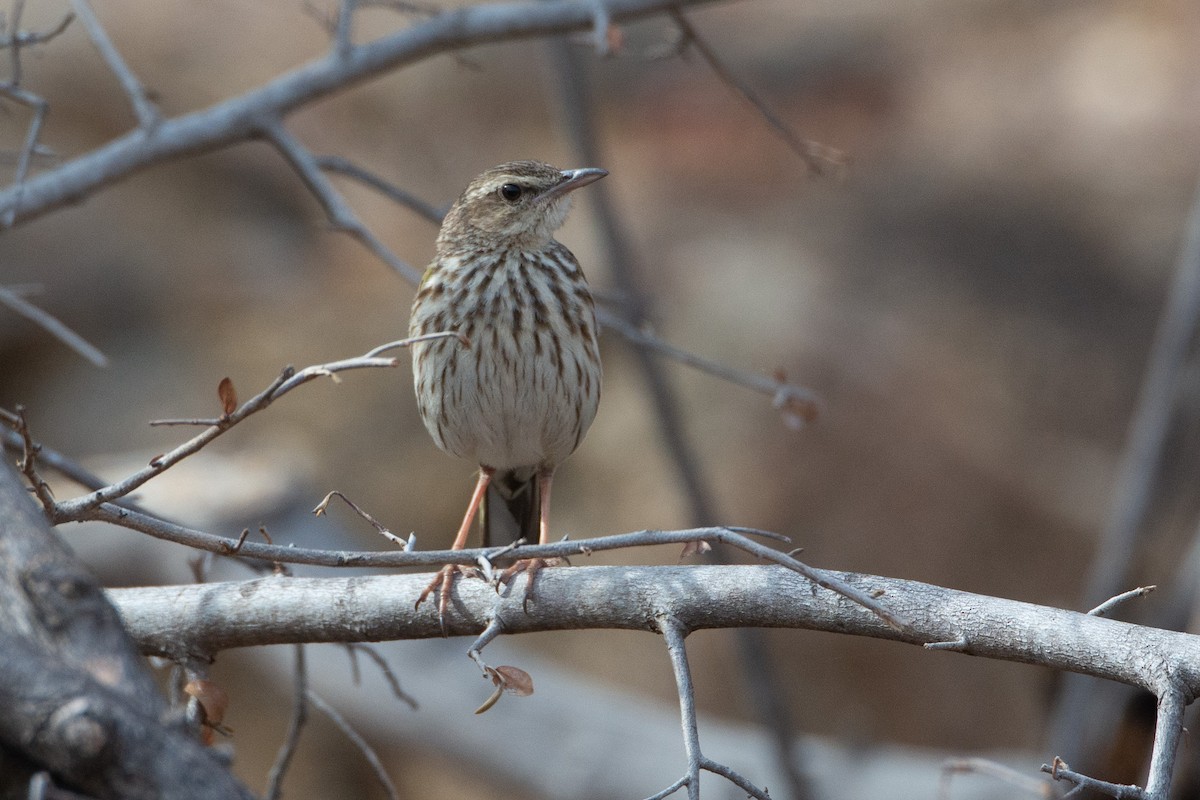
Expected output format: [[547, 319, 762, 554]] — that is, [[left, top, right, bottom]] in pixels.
[[494, 665, 534, 697], [217, 377, 238, 416], [474, 665, 535, 714]]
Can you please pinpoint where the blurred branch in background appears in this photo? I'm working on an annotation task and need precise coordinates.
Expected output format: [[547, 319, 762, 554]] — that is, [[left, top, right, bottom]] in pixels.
[[0, 285, 108, 366], [0, 0, 723, 227], [1047, 168, 1200, 777], [548, 25, 818, 799], [4, 0, 1199, 798]]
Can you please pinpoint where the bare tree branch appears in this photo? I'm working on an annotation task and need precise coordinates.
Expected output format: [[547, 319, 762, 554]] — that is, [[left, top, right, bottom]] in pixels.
[[1050, 142, 1200, 770], [66, 0, 159, 129], [47, 337, 448, 521], [0, 286, 108, 366], [264, 645, 308, 800], [0, 0, 721, 226], [0, 0, 69, 227], [101, 566, 1190, 733], [316, 153, 446, 223], [264, 121, 423, 283], [104, 563, 1200, 799], [306, 690, 399, 800], [106, 564, 1200, 701], [0, 462, 254, 799], [667, 9, 846, 178], [652, 615, 770, 800]]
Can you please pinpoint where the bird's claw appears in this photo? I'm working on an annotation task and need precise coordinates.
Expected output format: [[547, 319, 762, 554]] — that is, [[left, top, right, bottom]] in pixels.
[[416, 564, 478, 635], [497, 557, 564, 612]]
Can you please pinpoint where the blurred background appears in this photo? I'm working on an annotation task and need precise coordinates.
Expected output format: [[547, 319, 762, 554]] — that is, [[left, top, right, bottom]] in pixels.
[[3, 0, 1200, 796]]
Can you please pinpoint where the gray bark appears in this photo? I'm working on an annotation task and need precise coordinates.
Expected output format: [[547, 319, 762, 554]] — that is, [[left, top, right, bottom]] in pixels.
[[0, 462, 255, 800]]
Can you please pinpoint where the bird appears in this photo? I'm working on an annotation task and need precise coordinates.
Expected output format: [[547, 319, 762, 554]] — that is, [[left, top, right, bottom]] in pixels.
[[408, 160, 606, 623]]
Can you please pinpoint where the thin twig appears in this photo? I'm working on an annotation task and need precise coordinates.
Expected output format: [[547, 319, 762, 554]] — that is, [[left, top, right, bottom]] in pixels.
[[939, 758, 1053, 800], [67, 0, 159, 129], [1040, 757, 1144, 800], [0, 0, 55, 210], [306, 690, 399, 800], [653, 616, 771, 800], [262, 121, 422, 284], [1088, 585, 1157, 618], [51, 336, 455, 520], [83, 505, 910, 629], [342, 643, 417, 708], [313, 490, 402, 542], [668, 9, 846, 178], [0, 83, 47, 228], [0, 6, 73, 53], [5, 0, 28, 85], [316, 154, 445, 223], [1050, 151, 1200, 762], [265, 645, 308, 800], [596, 306, 820, 428], [12, 405, 55, 511], [0, 427, 109, 492], [0, 286, 108, 366], [335, 0, 358, 56]]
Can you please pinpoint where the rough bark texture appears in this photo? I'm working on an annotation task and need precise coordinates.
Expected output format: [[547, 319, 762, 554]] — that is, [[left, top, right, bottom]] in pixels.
[[0, 462, 255, 800], [109, 564, 1200, 699]]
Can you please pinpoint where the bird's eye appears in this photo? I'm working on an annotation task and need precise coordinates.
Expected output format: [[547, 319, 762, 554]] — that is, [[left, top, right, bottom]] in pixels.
[[499, 183, 523, 202]]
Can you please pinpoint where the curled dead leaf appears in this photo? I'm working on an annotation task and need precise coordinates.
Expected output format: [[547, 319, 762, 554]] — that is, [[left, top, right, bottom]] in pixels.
[[679, 540, 712, 559], [217, 377, 238, 416], [474, 665, 535, 714], [493, 665, 533, 697]]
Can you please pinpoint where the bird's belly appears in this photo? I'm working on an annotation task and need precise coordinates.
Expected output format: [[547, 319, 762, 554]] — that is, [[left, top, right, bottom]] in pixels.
[[412, 328, 599, 471]]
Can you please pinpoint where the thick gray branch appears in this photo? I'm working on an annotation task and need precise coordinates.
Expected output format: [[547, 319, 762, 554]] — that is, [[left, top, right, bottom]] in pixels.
[[0, 0, 717, 226], [0, 463, 253, 799], [108, 566, 1200, 700]]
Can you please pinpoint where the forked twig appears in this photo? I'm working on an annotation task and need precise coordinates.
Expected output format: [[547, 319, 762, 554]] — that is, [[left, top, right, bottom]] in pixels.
[[264, 120, 423, 284], [647, 616, 770, 800], [316, 154, 445, 223], [49, 334, 459, 520]]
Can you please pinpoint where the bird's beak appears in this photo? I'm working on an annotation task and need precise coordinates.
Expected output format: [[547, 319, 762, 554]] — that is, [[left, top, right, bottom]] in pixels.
[[535, 167, 608, 203]]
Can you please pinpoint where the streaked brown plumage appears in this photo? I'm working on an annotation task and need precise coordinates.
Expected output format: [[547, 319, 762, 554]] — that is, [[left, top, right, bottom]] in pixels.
[[409, 160, 605, 620]]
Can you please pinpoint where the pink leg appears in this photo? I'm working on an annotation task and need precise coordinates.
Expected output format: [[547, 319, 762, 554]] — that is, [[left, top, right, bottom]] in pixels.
[[451, 467, 494, 550], [537, 468, 554, 545], [416, 467, 495, 631]]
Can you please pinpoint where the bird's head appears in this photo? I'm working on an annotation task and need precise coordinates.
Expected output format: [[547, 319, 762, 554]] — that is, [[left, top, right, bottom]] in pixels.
[[438, 160, 607, 249]]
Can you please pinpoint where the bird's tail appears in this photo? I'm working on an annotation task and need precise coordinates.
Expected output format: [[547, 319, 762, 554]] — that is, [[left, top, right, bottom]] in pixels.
[[480, 468, 539, 549]]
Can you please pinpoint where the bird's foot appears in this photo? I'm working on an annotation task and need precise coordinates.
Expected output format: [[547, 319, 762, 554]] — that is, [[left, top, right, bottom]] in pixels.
[[497, 557, 566, 612], [415, 564, 479, 635]]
